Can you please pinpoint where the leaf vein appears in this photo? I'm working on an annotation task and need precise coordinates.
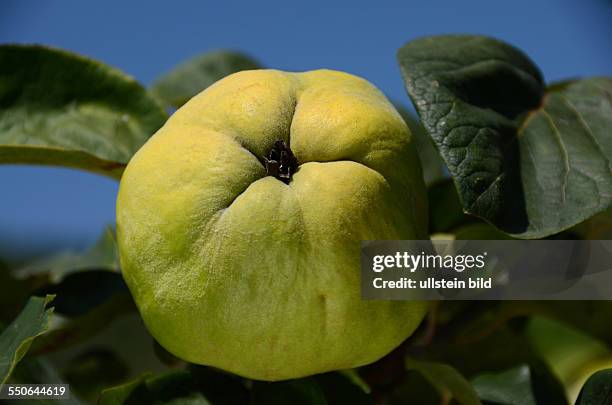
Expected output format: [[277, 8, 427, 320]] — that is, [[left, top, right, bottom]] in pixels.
[[559, 94, 612, 175], [541, 109, 570, 203]]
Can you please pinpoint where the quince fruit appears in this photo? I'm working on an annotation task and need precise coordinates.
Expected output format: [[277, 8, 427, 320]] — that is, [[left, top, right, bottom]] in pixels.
[[117, 69, 428, 381]]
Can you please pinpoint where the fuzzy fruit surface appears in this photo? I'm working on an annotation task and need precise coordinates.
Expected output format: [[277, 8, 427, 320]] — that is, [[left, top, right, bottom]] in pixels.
[[116, 69, 428, 381]]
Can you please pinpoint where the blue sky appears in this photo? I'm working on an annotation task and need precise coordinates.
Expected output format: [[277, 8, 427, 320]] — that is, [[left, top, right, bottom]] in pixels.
[[1, 0, 611, 260]]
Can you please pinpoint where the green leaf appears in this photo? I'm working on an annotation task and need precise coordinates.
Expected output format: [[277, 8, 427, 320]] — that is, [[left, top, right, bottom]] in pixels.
[[472, 363, 567, 405], [0, 295, 54, 384], [398, 35, 612, 238], [151, 50, 262, 108], [405, 357, 481, 405], [395, 104, 447, 186], [576, 369, 612, 405], [472, 365, 536, 405], [0, 45, 167, 179], [428, 179, 513, 238], [251, 378, 328, 405], [98, 373, 154, 405]]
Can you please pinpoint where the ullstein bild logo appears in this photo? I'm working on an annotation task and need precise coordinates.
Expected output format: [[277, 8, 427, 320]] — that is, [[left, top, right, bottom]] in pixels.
[[361, 240, 612, 300]]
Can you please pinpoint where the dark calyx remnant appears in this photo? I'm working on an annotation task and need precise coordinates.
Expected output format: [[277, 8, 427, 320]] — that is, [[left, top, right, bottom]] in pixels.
[[264, 140, 299, 184]]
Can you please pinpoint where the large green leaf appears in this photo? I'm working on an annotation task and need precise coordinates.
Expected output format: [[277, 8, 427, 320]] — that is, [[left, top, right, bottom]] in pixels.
[[0, 45, 167, 178], [0, 295, 54, 384], [151, 50, 262, 109], [576, 369, 612, 405], [398, 35, 612, 238], [404, 357, 481, 405]]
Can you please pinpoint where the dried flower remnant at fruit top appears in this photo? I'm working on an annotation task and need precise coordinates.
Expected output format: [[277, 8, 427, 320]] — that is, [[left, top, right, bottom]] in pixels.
[[264, 140, 299, 184]]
